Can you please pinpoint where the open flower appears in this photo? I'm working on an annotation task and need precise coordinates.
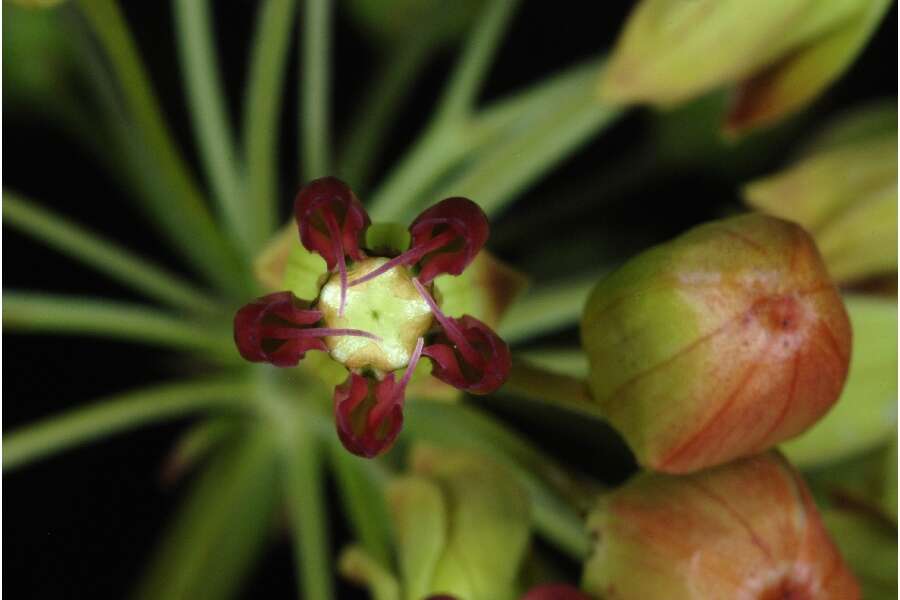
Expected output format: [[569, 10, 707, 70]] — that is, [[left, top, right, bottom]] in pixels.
[[234, 177, 510, 457]]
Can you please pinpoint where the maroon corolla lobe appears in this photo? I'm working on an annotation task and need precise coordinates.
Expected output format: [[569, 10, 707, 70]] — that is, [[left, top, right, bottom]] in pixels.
[[334, 373, 404, 458], [234, 291, 377, 367], [408, 197, 489, 284], [294, 176, 370, 268]]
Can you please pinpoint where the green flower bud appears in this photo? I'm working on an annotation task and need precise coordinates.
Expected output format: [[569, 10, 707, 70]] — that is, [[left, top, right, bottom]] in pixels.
[[744, 105, 898, 284], [342, 444, 531, 600], [582, 452, 860, 599], [581, 214, 851, 473], [600, 0, 890, 134]]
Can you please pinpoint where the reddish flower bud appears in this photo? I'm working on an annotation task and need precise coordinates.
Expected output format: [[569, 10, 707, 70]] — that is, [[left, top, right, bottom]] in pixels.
[[581, 214, 852, 473], [520, 584, 593, 600], [234, 291, 377, 368], [414, 279, 510, 394], [334, 372, 404, 458], [409, 197, 489, 284], [582, 452, 860, 599]]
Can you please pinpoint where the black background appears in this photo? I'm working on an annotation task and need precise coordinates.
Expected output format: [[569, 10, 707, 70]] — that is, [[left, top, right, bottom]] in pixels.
[[4, 2, 897, 598]]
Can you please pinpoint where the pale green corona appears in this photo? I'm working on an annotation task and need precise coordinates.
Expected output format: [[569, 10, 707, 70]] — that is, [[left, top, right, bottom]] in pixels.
[[318, 257, 432, 373]]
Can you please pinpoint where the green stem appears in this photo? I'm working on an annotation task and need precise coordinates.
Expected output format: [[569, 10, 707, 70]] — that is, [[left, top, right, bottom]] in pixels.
[[515, 348, 589, 378], [505, 359, 601, 419], [3, 192, 217, 314], [75, 0, 248, 296], [3, 377, 253, 470], [500, 269, 607, 343], [3, 292, 233, 356], [432, 0, 520, 126], [172, 0, 249, 253], [337, 34, 434, 190], [244, 0, 298, 246], [301, 0, 332, 181], [282, 428, 335, 600]]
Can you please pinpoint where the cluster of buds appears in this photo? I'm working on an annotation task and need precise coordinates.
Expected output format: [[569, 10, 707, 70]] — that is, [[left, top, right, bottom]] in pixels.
[[582, 451, 859, 599], [600, 0, 891, 134], [581, 213, 852, 473], [234, 178, 510, 457]]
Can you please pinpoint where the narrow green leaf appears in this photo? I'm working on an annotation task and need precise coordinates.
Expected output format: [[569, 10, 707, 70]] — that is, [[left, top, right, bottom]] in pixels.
[[134, 426, 279, 600], [427, 62, 622, 218], [500, 270, 608, 343], [300, 0, 332, 180], [282, 428, 335, 600], [243, 0, 298, 244], [3, 377, 253, 470], [515, 348, 589, 378], [432, 0, 520, 125], [329, 437, 393, 568], [3, 192, 217, 314], [173, 0, 250, 253], [75, 0, 248, 295], [3, 293, 233, 356]]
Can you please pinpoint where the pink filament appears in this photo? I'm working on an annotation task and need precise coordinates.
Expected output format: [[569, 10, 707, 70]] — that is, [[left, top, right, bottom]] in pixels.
[[348, 230, 456, 287], [411, 278, 481, 366], [266, 326, 381, 341], [323, 211, 349, 317], [397, 336, 425, 396]]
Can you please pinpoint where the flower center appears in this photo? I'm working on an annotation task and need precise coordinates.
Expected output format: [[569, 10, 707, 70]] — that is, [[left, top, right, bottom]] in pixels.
[[318, 257, 433, 373]]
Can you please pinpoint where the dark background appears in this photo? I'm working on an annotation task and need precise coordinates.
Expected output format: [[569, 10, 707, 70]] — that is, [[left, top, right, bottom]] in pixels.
[[4, 2, 897, 598]]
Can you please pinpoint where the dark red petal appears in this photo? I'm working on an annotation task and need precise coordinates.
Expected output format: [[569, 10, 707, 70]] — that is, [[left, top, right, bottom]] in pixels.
[[294, 176, 370, 270], [334, 373, 404, 458], [520, 584, 593, 600], [423, 314, 510, 394], [233, 291, 327, 367], [408, 197, 489, 284]]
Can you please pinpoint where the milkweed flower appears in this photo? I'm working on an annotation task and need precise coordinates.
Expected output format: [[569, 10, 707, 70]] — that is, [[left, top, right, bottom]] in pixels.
[[581, 214, 852, 473], [234, 177, 511, 457], [582, 452, 860, 599]]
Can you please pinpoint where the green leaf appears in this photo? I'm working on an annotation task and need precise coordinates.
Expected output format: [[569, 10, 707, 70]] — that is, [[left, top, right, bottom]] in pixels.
[[782, 295, 898, 467], [3, 192, 216, 314], [338, 546, 401, 600], [4, 377, 253, 471], [300, 0, 332, 180], [134, 426, 279, 600], [282, 427, 335, 600], [75, 0, 248, 296], [243, 0, 298, 244], [173, 0, 249, 253], [3, 292, 234, 357]]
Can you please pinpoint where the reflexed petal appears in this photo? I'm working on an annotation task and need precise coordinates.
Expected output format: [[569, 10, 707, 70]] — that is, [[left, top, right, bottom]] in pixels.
[[334, 373, 404, 458], [233, 291, 326, 367], [294, 176, 370, 270], [409, 197, 489, 284], [424, 314, 511, 395]]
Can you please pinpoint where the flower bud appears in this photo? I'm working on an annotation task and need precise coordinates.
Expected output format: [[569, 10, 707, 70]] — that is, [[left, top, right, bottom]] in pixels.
[[744, 108, 897, 285], [600, 0, 890, 134], [582, 452, 860, 599], [387, 445, 530, 600], [581, 214, 852, 473]]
